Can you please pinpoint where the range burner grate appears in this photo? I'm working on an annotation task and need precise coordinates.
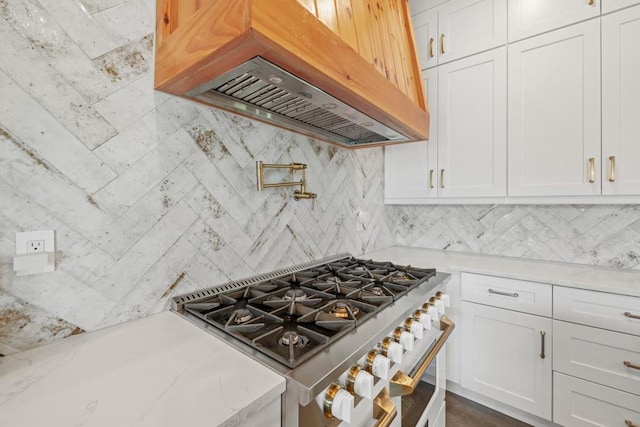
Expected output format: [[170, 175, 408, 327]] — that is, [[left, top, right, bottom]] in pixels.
[[174, 254, 436, 368]]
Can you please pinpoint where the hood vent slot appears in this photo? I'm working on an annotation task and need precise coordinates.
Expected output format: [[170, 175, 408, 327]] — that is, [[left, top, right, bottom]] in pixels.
[[187, 57, 407, 146]]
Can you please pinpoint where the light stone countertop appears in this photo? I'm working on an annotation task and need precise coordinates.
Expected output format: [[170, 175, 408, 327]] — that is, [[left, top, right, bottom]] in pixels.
[[0, 311, 285, 427], [364, 246, 640, 298]]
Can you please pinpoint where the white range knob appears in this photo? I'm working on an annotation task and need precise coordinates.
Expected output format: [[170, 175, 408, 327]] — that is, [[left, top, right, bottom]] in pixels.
[[324, 384, 354, 423], [437, 291, 451, 307], [435, 299, 445, 315], [415, 311, 432, 330], [372, 354, 390, 380], [399, 331, 414, 351], [410, 320, 424, 339], [427, 305, 439, 321], [386, 340, 403, 363], [353, 370, 374, 399]]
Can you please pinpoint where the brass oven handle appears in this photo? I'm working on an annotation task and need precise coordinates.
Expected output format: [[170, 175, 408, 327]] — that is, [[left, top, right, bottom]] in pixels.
[[440, 169, 445, 188], [624, 360, 640, 370], [440, 34, 445, 54], [540, 331, 546, 359], [488, 288, 519, 298], [429, 169, 434, 189], [627, 420, 638, 427], [588, 157, 596, 183], [625, 312, 640, 320], [390, 316, 455, 396], [429, 38, 435, 58], [373, 388, 397, 427], [609, 156, 616, 182]]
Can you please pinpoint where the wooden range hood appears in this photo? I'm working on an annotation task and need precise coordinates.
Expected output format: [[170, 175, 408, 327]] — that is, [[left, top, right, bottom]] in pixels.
[[155, 0, 429, 148]]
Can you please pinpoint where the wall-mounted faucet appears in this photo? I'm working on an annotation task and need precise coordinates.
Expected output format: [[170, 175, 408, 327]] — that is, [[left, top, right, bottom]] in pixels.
[[256, 161, 317, 207]]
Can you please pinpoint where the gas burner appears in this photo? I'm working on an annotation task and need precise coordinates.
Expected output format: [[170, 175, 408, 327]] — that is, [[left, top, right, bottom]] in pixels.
[[279, 331, 309, 348], [329, 302, 359, 318], [283, 289, 307, 301], [370, 286, 385, 296], [392, 271, 412, 280], [233, 309, 253, 324]]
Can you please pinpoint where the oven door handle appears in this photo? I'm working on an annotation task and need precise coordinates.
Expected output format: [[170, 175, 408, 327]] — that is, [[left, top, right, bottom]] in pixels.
[[373, 387, 397, 427], [389, 315, 455, 397]]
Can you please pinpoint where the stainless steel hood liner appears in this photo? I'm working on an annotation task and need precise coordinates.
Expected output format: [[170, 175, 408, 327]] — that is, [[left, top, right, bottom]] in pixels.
[[186, 57, 409, 147]]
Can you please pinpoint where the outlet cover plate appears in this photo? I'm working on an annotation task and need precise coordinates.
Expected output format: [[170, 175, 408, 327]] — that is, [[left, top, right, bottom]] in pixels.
[[15, 230, 55, 275]]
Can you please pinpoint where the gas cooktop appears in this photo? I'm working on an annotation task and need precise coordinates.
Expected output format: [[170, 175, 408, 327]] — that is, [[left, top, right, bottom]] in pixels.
[[173, 255, 436, 368]]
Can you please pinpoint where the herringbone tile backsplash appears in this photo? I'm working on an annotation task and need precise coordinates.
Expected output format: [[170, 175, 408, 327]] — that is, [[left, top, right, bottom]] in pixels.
[[388, 204, 640, 270], [0, 0, 393, 351], [1, 0, 638, 353]]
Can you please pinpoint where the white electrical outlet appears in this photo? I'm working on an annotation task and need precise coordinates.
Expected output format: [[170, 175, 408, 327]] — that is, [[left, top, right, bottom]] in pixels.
[[26, 240, 45, 253], [14, 230, 55, 276]]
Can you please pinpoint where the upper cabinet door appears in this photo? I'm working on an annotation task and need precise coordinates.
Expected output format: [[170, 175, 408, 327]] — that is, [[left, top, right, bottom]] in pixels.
[[438, 47, 507, 198], [602, 5, 640, 195], [413, 8, 439, 70], [602, 0, 640, 13], [438, 0, 507, 65], [508, 0, 600, 42], [384, 69, 438, 201], [508, 20, 601, 197]]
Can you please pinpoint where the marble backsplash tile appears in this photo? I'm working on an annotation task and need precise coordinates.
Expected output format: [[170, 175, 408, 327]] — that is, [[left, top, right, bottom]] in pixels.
[[387, 205, 640, 270], [0, 0, 392, 351]]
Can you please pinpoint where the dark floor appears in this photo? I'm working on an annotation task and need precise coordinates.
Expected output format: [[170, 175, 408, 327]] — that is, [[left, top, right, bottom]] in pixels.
[[446, 392, 532, 427]]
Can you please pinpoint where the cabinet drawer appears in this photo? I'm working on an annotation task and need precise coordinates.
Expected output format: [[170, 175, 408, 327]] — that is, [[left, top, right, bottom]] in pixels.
[[461, 273, 552, 316], [554, 286, 640, 336], [554, 320, 640, 395], [554, 372, 640, 426]]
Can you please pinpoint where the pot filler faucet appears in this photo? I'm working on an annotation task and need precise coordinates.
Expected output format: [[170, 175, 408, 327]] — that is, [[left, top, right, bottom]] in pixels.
[[256, 161, 317, 208]]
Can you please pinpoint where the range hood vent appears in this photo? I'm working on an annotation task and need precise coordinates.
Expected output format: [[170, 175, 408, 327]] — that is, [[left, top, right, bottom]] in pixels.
[[187, 57, 406, 146], [154, 0, 430, 148]]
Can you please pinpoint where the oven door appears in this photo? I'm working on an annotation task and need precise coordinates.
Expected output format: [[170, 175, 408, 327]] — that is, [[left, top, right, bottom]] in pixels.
[[390, 316, 454, 427]]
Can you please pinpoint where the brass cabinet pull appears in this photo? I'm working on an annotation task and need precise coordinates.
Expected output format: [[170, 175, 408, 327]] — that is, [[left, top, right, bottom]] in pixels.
[[624, 361, 640, 370], [440, 169, 445, 188], [588, 157, 596, 183], [609, 156, 616, 182], [488, 288, 519, 298], [429, 169, 434, 189], [540, 331, 546, 359], [373, 388, 397, 427], [627, 420, 638, 427], [588, 0, 595, 5], [625, 312, 640, 320], [440, 34, 445, 54], [390, 316, 455, 396], [429, 38, 435, 58]]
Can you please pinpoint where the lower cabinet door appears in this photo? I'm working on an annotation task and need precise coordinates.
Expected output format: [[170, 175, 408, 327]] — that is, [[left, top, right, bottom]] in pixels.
[[554, 372, 640, 427], [461, 302, 552, 420]]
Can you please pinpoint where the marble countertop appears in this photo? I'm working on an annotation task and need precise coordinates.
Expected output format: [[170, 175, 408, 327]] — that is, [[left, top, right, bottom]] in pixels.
[[0, 311, 285, 427], [364, 246, 640, 298]]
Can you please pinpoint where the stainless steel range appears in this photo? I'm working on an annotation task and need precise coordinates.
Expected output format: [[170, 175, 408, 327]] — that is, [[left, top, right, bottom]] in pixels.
[[173, 254, 453, 427]]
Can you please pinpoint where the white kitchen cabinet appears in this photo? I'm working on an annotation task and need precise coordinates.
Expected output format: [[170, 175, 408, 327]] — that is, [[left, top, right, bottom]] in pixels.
[[553, 320, 640, 395], [412, 8, 439, 70], [437, 47, 506, 197], [554, 372, 640, 427], [508, 0, 600, 42], [602, 0, 640, 13], [438, 0, 507, 64], [460, 301, 552, 420], [602, 5, 640, 195], [508, 19, 601, 197], [411, 0, 506, 70], [384, 69, 437, 201]]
